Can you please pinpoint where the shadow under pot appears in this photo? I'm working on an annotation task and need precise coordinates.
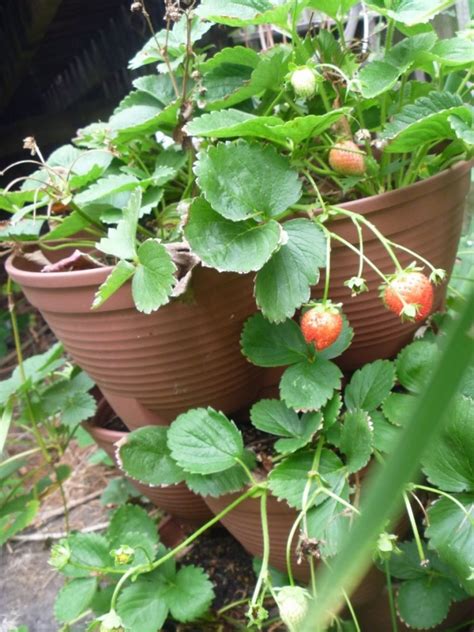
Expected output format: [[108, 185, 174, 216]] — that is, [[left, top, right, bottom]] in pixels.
[[6, 259, 262, 430], [205, 490, 384, 608], [82, 400, 212, 526]]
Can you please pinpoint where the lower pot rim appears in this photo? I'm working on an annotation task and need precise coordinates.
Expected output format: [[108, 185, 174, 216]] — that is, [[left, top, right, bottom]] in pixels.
[[5, 160, 471, 290]]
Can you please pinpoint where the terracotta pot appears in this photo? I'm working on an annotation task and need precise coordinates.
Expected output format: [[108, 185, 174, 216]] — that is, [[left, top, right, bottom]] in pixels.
[[83, 400, 212, 525], [205, 491, 384, 607], [312, 161, 471, 370], [6, 258, 262, 429]]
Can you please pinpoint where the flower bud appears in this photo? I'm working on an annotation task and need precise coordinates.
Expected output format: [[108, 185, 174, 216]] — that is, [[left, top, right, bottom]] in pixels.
[[98, 610, 125, 632], [290, 67, 318, 99], [49, 542, 71, 570], [276, 586, 310, 631], [111, 545, 135, 566]]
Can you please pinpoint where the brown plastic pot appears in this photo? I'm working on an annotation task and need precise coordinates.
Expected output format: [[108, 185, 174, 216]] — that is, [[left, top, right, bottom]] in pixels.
[[205, 490, 384, 607], [83, 400, 212, 525], [311, 161, 471, 371], [6, 257, 262, 429]]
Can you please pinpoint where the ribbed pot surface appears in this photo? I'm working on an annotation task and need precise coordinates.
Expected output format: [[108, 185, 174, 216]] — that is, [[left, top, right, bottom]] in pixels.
[[205, 492, 383, 606], [313, 161, 471, 370], [6, 259, 262, 428], [83, 402, 212, 524]]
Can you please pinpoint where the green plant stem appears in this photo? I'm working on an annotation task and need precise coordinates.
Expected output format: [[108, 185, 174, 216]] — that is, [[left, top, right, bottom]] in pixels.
[[385, 559, 399, 632], [249, 490, 270, 613], [387, 240, 438, 272], [40, 240, 97, 251], [235, 457, 259, 486], [341, 588, 361, 632], [0, 447, 42, 470], [110, 486, 258, 610], [262, 89, 285, 116], [455, 69, 472, 95], [327, 231, 389, 283], [413, 485, 474, 524], [217, 597, 252, 616], [400, 143, 430, 187], [68, 201, 106, 233], [351, 217, 365, 279], [403, 491, 427, 564], [322, 230, 331, 304]]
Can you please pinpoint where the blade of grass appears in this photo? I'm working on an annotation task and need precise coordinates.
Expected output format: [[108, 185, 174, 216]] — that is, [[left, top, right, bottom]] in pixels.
[[300, 284, 474, 631]]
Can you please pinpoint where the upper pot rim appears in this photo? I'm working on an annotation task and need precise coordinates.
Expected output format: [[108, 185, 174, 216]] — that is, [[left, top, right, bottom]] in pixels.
[[5, 159, 472, 287]]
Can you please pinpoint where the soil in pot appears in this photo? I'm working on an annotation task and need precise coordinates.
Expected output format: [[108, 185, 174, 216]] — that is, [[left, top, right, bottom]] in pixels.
[[82, 400, 212, 525], [6, 258, 263, 430]]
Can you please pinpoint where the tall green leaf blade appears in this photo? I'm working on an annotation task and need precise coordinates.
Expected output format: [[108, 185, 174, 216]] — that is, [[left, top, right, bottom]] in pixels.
[[255, 219, 326, 322]]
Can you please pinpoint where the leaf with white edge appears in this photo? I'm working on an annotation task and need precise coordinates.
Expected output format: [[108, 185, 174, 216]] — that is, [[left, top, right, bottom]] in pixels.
[[306, 489, 352, 558], [339, 410, 374, 473], [241, 313, 310, 368], [68, 532, 111, 569], [381, 92, 471, 152], [74, 174, 139, 207], [195, 141, 301, 221], [449, 114, 474, 146], [371, 411, 401, 454], [317, 316, 354, 361], [358, 61, 402, 98], [255, 219, 326, 322], [160, 565, 214, 622], [426, 493, 474, 594], [250, 399, 322, 453], [117, 582, 168, 632], [396, 339, 437, 394], [185, 453, 256, 497], [196, 0, 293, 28], [186, 108, 351, 145], [108, 504, 158, 565], [97, 188, 141, 260], [118, 426, 184, 486], [382, 392, 417, 427], [92, 260, 135, 310], [184, 197, 281, 273], [167, 408, 245, 474], [421, 396, 474, 492], [280, 357, 342, 411], [397, 577, 453, 629], [430, 37, 474, 66], [365, 0, 457, 25], [54, 578, 97, 623], [131, 239, 176, 314], [268, 449, 347, 510], [344, 360, 395, 412]]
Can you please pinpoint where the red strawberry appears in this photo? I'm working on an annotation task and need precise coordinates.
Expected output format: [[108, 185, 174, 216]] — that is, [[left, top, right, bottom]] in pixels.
[[382, 271, 434, 322], [329, 140, 366, 176], [301, 303, 343, 351]]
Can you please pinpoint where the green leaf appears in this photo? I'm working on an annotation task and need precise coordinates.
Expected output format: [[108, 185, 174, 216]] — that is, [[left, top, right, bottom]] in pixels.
[[60, 392, 97, 427], [160, 565, 214, 622], [97, 188, 140, 259], [382, 91, 472, 152], [255, 219, 326, 322], [388, 540, 429, 580], [344, 360, 395, 412], [426, 493, 474, 594], [421, 396, 474, 492], [371, 411, 401, 454], [41, 375, 97, 427], [100, 477, 140, 506], [449, 114, 474, 146], [241, 313, 310, 367], [430, 37, 474, 66], [0, 499, 39, 545], [269, 449, 346, 509], [131, 239, 176, 313], [68, 532, 111, 569], [108, 91, 178, 139], [396, 340, 437, 394], [74, 174, 139, 207], [382, 392, 417, 427], [358, 61, 402, 98], [132, 74, 180, 107], [185, 457, 254, 497], [280, 357, 342, 411], [118, 426, 184, 486], [195, 141, 301, 221], [186, 108, 351, 145], [117, 581, 168, 632], [250, 399, 322, 453], [108, 504, 158, 566], [397, 577, 453, 629], [384, 32, 437, 69], [322, 392, 342, 430], [250, 47, 291, 92], [54, 578, 97, 623], [306, 491, 352, 558], [184, 197, 281, 273], [366, 0, 457, 25], [0, 219, 44, 241], [339, 410, 374, 473], [306, 0, 359, 19], [167, 408, 246, 474], [92, 260, 135, 309], [196, 0, 294, 28]]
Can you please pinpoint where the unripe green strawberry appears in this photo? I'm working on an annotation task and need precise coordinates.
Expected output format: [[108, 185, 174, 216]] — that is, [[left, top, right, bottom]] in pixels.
[[329, 140, 366, 176], [276, 586, 310, 631], [301, 303, 344, 351], [382, 270, 434, 322], [290, 67, 318, 98]]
